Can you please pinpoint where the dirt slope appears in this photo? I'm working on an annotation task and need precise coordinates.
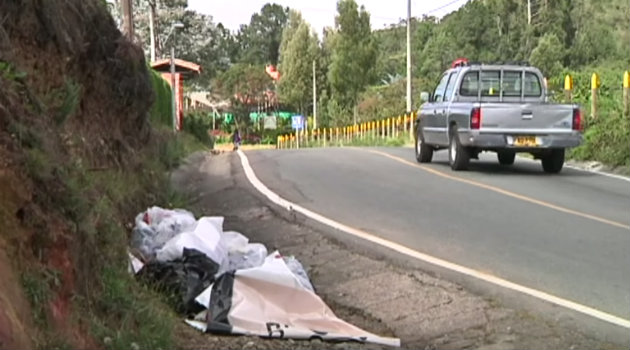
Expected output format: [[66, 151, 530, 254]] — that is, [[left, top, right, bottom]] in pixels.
[[0, 1, 160, 348]]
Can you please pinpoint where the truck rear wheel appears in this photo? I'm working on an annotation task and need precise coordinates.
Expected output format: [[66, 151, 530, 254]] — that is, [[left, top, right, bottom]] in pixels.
[[497, 150, 516, 165], [449, 127, 470, 171], [541, 149, 565, 173], [415, 129, 433, 163]]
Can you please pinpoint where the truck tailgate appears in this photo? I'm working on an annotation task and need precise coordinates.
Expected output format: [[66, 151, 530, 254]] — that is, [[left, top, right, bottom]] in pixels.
[[480, 103, 574, 132]]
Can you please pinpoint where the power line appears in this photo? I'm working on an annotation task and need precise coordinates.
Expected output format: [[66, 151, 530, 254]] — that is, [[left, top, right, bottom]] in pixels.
[[420, 0, 468, 15]]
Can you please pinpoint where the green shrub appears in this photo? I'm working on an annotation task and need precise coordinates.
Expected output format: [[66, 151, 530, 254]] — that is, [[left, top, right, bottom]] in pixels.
[[182, 110, 213, 146], [148, 69, 173, 127]]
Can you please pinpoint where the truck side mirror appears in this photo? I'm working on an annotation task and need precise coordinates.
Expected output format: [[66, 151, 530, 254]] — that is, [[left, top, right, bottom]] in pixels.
[[420, 92, 430, 103]]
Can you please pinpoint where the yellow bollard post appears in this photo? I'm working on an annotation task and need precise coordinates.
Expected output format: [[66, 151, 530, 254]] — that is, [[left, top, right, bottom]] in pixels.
[[591, 73, 600, 120], [624, 71, 630, 117], [383, 119, 387, 139], [390, 117, 394, 139], [381, 119, 387, 139], [372, 121, 376, 143], [564, 74, 573, 102], [329, 128, 333, 146], [409, 112, 414, 141], [392, 117, 396, 139], [323, 127, 327, 147]]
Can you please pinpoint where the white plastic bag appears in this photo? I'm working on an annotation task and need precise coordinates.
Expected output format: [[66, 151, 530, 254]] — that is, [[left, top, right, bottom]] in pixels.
[[156, 217, 228, 266], [130, 207, 197, 260], [225, 243, 268, 272], [215, 231, 268, 275]]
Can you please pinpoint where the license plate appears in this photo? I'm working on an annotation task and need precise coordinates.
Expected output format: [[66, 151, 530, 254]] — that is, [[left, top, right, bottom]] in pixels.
[[513, 136, 538, 147]]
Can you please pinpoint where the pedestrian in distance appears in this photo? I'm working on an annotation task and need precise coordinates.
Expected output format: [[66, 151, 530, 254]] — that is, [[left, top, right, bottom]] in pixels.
[[232, 129, 242, 151]]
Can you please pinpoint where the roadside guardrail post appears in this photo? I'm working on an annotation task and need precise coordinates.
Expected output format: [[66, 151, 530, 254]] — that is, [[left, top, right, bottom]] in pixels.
[[591, 72, 600, 120], [623, 71, 629, 117], [564, 74, 573, 102]]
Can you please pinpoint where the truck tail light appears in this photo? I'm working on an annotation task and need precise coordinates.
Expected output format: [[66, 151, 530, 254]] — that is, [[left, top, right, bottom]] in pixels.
[[572, 108, 582, 131], [470, 107, 481, 129]]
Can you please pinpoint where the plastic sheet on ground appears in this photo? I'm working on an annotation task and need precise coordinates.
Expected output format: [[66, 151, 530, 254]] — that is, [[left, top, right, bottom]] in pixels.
[[187, 251, 400, 347]]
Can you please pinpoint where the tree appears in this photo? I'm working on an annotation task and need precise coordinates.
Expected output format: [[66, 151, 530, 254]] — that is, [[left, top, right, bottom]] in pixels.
[[125, 0, 234, 88], [237, 3, 289, 65], [529, 33, 564, 77], [277, 12, 319, 115], [327, 0, 377, 118], [215, 63, 274, 128]]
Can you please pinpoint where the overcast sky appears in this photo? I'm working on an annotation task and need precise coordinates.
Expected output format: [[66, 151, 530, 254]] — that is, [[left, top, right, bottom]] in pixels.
[[188, 0, 468, 35]]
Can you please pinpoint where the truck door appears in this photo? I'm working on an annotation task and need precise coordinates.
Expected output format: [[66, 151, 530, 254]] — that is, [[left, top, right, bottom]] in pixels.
[[422, 72, 450, 145], [438, 71, 460, 145]]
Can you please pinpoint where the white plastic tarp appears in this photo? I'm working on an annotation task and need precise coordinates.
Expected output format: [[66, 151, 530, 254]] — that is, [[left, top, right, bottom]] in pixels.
[[188, 251, 400, 347]]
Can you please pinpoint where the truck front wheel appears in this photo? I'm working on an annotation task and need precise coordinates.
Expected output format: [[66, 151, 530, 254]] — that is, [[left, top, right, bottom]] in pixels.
[[415, 129, 433, 163], [541, 149, 565, 173]]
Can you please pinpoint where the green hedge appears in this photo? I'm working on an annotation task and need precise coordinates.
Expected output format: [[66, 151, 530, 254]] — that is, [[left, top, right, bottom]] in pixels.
[[149, 69, 172, 127], [183, 110, 213, 147]]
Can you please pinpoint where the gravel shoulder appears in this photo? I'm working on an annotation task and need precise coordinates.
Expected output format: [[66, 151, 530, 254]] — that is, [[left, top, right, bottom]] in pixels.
[[170, 151, 623, 350]]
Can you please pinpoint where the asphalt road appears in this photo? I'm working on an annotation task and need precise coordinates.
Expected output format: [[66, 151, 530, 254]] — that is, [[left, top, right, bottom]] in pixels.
[[244, 147, 630, 323]]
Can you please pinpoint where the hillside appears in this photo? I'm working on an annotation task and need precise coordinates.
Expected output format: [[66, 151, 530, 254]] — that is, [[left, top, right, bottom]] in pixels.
[[374, 0, 630, 81], [0, 1, 194, 348]]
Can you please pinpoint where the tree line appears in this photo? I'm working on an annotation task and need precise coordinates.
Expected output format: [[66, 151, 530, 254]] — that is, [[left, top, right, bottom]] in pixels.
[[110, 0, 629, 131]]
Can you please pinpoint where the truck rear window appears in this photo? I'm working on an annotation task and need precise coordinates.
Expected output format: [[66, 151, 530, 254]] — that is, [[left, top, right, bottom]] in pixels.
[[459, 70, 542, 97]]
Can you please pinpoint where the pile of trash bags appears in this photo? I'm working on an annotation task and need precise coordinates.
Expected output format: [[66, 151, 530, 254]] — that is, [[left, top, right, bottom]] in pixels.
[[129, 206, 399, 347]]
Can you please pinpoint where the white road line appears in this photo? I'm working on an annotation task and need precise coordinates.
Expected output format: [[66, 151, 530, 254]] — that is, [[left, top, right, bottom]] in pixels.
[[515, 156, 630, 183], [237, 149, 630, 330]]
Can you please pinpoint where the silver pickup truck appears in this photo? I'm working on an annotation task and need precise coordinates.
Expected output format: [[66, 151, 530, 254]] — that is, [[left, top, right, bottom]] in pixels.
[[415, 61, 583, 173]]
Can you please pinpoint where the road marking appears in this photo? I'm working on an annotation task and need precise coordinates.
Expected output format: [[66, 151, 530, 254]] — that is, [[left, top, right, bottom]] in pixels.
[[564, 164, 630, 183], [366, 149, 630, 230], [515, 156, 630, 183], [237, 149, 630, 330]]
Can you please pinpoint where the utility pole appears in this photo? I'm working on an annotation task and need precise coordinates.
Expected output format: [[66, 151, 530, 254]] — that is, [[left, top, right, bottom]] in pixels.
[[171, 44, 177, 132], [149, 0, 157, 62], [313, 60, 317, 130], [527, 0, 532, 25], [121, 0, 134, 40], [406, 0, 412, 113]]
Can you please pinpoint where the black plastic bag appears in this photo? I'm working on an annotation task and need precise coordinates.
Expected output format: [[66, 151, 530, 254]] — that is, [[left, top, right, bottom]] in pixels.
[[137, 248, 219, 314]]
